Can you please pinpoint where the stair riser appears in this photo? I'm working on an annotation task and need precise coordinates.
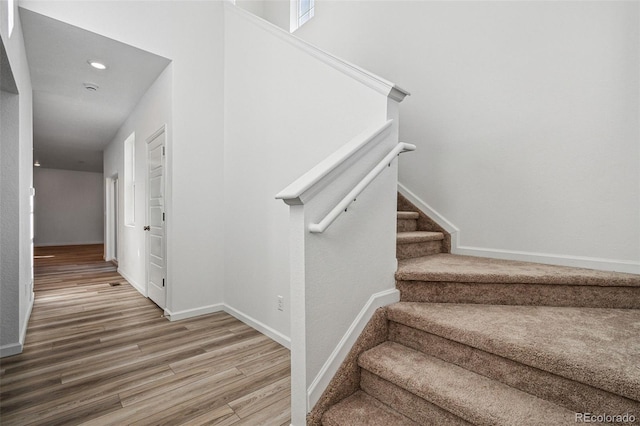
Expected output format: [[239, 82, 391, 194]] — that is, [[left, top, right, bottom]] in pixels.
[[388, 322, 640, 416], [397, 219, 418, 232], [360, 370, 470, 426], [397, 194, 451, 247], [359, 341, 577, 425], [309, 308, 391, 426], [396, 281, 640, 309], [397, 241, 442, 260], [321, 391, 420, 426]]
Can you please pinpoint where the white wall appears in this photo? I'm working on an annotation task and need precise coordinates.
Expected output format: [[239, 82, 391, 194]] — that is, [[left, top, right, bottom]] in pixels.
[[1, 88, 21, 354], [235, 0, 265, 19], [261, 0, 289, 31], [22, 0, 227, 316], [33, 168, 103, 246], [0, 0, 34, 357], [224, 5, 390, 345], [236, 0, 289, 31], [295, 1, 640, 272], [103, 64, 171, 297]]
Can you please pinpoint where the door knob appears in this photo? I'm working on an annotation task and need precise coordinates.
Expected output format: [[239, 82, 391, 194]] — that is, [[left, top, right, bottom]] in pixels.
[[143, 226, 150, 231]]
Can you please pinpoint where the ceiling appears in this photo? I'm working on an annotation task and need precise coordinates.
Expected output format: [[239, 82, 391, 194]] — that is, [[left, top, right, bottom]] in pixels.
[[19, 8, 171, 173]]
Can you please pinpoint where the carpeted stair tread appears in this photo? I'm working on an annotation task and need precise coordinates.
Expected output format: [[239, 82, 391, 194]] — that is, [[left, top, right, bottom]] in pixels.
[[388, 321, 640, 416], [321, 390, 420, 426], [387, 302, 640, 401], [360, 370, 472, 425], [359, 342, 576, 425], [397, 231, 444, 244], [397, 254, 640, 286], [397, 211, 419, 220]]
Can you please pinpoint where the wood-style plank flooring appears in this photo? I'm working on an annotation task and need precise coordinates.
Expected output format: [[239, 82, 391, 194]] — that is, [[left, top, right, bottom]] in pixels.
[[0, 245, 291, 425]]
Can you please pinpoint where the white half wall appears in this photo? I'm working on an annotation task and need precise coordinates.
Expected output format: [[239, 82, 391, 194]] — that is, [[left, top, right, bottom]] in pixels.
[[295, 1, 640, 272], [33, 168, 104, 246], [224, 4, 390, 345], [1, 1, 34, 357]]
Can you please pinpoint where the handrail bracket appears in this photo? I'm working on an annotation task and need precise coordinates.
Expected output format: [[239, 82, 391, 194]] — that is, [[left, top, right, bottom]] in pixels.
[[308, 142, 416, 234]]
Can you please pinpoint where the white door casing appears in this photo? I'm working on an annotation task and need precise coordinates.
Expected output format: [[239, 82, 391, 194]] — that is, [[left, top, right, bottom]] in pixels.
[[146, 126, 166, 309], [105, 175, 118, 262], [113, 178, 118, 261]]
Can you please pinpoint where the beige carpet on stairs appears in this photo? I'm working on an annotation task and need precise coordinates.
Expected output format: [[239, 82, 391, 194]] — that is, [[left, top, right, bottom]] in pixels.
[[397, 254, 640, 286], [396, 254, 640, 308], [387, 302, 640, 402], [312, 202, 640, 425], [359, 341, 577, 425]]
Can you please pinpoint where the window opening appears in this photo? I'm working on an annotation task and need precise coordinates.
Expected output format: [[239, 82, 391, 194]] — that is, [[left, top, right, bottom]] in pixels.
[[290, 0, 314, 32], [8, 0, 14, 37]]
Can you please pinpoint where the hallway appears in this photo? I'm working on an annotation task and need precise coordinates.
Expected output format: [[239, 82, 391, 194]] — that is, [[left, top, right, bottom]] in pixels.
[[0, 245, 291, 425]]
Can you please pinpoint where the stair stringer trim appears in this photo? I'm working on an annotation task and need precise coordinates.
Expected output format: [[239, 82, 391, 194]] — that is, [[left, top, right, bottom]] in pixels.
[[398, 182, 459, 237], [307, 288, 400, 410], [398, 183, 640, 274]]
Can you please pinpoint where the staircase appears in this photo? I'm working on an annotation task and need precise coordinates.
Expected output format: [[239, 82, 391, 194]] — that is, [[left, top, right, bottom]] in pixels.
[[318, 200, 640, 425]]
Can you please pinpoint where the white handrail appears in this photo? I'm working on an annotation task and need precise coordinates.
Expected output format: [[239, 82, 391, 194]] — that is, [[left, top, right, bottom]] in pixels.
[[309, 142, 416, 233], [276, 120, 393, 204]]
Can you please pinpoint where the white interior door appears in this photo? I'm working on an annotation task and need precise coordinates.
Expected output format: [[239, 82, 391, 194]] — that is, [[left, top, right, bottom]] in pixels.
[[146, 128, 166, 309]]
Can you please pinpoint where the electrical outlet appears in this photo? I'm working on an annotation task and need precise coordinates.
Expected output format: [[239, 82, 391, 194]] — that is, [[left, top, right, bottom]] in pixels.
[[277, 295, 284, 311]]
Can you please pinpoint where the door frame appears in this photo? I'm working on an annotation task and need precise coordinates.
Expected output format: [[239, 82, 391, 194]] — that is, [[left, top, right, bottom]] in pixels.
[[145, 124, 168, 312], [104, 174, 118, 262]]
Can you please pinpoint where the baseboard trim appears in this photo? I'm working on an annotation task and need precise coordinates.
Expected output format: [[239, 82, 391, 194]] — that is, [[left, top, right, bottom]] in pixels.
[[398, 182, 639, 274], [118, 268, 147, 297], [1, 292, 34, 358], [161, 302, 291, 348], [20, 292, 34, 345], [34, 241, 104, 247], [454, 245, 640, 274], [223, 304, 291, 349], [0, 342, 23, 358], [307, 288, 400, 409], [164, 303, 225, 322], [397, 183, 459, 236]]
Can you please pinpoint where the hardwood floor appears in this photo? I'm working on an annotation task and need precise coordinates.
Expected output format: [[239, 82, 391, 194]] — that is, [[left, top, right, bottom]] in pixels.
[[0, 245, 291, 425]]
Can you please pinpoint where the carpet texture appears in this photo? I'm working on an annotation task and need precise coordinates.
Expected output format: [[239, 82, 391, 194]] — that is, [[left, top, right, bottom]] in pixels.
[[396, 279, 640, 308], [389, 321, 639, 416], [387, 303, 640, 402], [308, 308, 389, 426], [322, 391, 420, 426], [396, 237, 445, 259], [316, 205, 640, 425], [397, 211, 419, 232], [360, 370, 472, 425], [359, 342, 577, 425], [397, 193, 451, 253], [397, 254, 640, 286]]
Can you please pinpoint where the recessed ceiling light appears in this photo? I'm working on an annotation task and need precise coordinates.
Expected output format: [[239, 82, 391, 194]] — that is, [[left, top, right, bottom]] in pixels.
[[83, 82, 99, 91], [88, 60, 107, 70], [34, 161, 41, 167]]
